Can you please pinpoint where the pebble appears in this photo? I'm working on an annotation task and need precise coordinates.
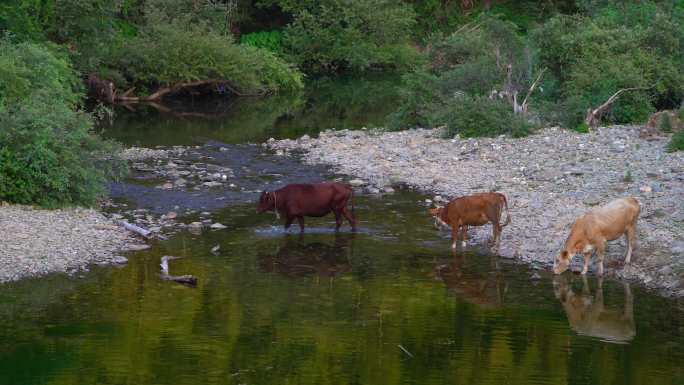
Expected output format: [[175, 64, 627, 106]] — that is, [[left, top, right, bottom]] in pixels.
[[210, 223, 227, 230]]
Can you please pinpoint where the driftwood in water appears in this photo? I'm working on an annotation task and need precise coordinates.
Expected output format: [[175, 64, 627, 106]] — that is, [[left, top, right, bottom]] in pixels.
[[85, 74, 264, 104], [114, 79, 263, 103], [117, 220, 152, 238], [160, 256, 198, 287]]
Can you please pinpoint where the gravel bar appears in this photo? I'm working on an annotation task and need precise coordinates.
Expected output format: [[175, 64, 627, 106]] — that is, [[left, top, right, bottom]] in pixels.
[[0, 204, 140, 282], [268, 126, 684, 297]]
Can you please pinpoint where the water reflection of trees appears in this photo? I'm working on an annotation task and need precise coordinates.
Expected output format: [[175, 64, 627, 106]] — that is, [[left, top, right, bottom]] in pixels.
[[554, 275, 635, 344], [258, 233, 355, 278]]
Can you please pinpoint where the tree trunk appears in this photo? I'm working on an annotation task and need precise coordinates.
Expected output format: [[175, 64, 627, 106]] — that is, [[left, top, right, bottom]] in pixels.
[[584, 87, 647, 130]]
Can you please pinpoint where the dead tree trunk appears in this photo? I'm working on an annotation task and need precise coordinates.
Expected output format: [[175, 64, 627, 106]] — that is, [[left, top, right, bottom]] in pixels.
[[585, 87, 646, 130]]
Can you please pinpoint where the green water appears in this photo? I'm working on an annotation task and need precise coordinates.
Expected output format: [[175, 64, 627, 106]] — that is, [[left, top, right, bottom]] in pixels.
[[2, 77, 684, 384], [102, 75, 401, 146]]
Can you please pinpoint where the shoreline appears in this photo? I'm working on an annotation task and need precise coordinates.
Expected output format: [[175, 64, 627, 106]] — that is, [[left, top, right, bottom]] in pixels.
[[0, 204, 143, 283], [268, 126, 684, 297]]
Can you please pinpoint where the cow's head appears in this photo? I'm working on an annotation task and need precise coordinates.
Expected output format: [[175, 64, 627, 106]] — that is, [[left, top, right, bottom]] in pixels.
[[257, 191, 275, 213], [428, 207, 449, 229], [553, 250, 571, 274]]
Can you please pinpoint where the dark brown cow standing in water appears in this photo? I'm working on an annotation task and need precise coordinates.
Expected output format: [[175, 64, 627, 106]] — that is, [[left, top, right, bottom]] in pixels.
[[257, 183, 356, 232], [428, 192, 511, 249]]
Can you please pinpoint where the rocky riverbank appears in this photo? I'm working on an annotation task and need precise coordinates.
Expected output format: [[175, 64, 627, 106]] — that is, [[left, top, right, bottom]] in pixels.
[[268, 126, 684, 297], [0, 204, 143, 283]]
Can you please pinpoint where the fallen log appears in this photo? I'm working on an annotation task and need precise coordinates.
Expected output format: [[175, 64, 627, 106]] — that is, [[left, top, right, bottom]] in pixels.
[[115, 80, 264, 103], [160, 256, 198, 287], [117, 220, 152, 238]]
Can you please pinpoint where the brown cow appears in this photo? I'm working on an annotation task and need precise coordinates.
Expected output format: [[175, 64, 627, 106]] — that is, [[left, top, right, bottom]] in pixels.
[[553, 197, 640, 276], [257, 182, 356, 232], [428, 192, 511, 249]]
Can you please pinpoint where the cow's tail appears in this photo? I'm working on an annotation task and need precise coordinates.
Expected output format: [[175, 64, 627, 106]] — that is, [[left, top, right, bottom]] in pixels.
[[500, 194, 511, 227]]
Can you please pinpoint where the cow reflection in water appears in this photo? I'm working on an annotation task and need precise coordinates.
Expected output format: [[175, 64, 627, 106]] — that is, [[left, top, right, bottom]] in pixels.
[[435, 255, 507, 308], [258, 234, 354, 278], [554, 275, 635, 344]]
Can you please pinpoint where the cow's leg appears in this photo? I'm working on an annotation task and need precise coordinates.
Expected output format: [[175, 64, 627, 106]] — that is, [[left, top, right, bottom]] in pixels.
[[581, 251, 592, 275], [341, 207, 356, 231], [284, 216, 294, 230], [461, 225, 468, 247], [297, 216, 305, 233], [334, 210, 342, 231], [491, 221, 501, 247], [451, 225, 459, 250], [595, 241, 606, 276], [624, 224, 636, 264]]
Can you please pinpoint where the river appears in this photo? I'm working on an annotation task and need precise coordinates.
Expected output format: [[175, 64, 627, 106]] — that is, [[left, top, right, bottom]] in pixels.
[[1, 76, 682, 385]]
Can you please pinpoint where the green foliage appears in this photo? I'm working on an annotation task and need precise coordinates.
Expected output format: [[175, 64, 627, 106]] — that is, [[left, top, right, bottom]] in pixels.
[[388, 15, 538, 136], [574, 122, 590, 134], [659, 113, 673, 133], [532, 5, 684, 128], [106, 23, 303, 94], [240, 30, 283, 53], [278, 0, 419, 73], [438, 96, 533, 138], [0, 38, 125, 207], [667, 130, 684, 152], [0, 38, 81, 106]]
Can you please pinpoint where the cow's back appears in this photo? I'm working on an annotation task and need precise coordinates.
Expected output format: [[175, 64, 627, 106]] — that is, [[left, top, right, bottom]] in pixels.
[[587, 198, 640, 240], [276, 183, 349, 217], [447, 193, 501, 225]]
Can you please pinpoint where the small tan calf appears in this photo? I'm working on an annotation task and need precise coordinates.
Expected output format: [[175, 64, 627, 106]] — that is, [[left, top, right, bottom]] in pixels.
[[553, 197, 640, 276]]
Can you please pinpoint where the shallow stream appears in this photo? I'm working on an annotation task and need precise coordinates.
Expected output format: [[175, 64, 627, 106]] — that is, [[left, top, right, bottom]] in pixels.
[[1, 76, 682, 385]]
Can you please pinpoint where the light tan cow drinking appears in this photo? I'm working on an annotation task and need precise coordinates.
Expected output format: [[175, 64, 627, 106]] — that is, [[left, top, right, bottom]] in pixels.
[[553, 197, 640, 276]]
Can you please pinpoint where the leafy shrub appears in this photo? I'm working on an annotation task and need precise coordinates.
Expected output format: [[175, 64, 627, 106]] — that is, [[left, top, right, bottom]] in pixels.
[[106, 23, 303, 94], [240, 30, 283, 53], [279, 0, 419, 73], [574, 122, 590, 134], [388, 15, 539, 136], [667, 130, 684, 152], [532, 10, 683, 127], [0, 39, 124, 207], [438, 96, 533, 138], [659, 113, 673, 133]]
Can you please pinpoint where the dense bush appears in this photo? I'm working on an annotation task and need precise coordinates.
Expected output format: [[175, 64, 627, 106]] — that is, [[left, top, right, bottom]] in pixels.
[[438, 96, 533, 138], [532, 9, 684, 128], [274, 0, 420, 73], [387, 16, 540, 137], [104, 23, 303, 95], [0, 39, 124, 207], [240, 30, 283, 53], [668, 130, 684, 152]]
